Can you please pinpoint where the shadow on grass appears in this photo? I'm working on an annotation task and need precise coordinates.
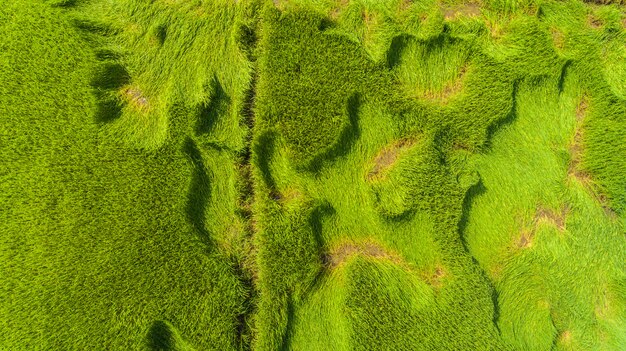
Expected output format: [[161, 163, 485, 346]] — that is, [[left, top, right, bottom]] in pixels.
[[154, 24, 167, 46], [457, 179, 502, 331], [557, 60, 572, 94], [307, 201, 336, 294], [253, 130, 278, 192], [184, 137, 212, 248], [456, 78, 523, 334], [278, 201, 335, 351], [306, 93, 362, 172], [74, 18, 116, 37], [483, 80, 519, 151], [90, 63, 130, 123], [196, 76, 230, 135], [386, 34, 411, 70], [49, 0, 77, 8], [381, 208, 417, 223], [310, 201, 336, 261], [147, 320, 186, 351], [279, 296, 296, 351], [237, 24, 258, 62]]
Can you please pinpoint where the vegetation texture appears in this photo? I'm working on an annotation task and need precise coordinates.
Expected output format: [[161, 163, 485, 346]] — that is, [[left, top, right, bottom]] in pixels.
[[1, 0, 625, 350]]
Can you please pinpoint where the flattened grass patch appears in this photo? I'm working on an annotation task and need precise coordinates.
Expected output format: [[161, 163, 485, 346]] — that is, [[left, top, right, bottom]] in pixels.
[[441, 2, 481, 21], [515, 204, 570, 249], [419, 264, 449, 289], [323, 239, 407, 269], [366, 138, 417, 181], [121, 86, 150, 111], [534, 205, 569, 232], [568, 95, 591, 185]]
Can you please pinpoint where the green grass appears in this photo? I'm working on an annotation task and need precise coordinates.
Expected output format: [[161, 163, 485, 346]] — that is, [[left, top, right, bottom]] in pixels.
[[1, 1, 252, 349], [1, 0, 625, 350]]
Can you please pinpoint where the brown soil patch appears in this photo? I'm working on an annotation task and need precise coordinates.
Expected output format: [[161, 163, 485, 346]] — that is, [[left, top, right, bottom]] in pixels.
[[441, 3, 481, 21], [367, 138, 416, 181], [588, 14, 603, 29], [575, 95, 588, 122], [452, 140, 472, 152], [524, 4, 540, 16], [250, 217, 259, 236], [418, 65, 468, 103], [420, 264, 448, 288], [568, 96, 591, 185], [517, 230, 533, 248], [240, 238, 259, 285], [534, 205, 569, 231], [567, 96, 618, 220], [598, 194, 619, 220], [322, 240, 404, 269], [516, 204, 570, 249], [567, 134, 591, 184], [122, 86, 150, 111]]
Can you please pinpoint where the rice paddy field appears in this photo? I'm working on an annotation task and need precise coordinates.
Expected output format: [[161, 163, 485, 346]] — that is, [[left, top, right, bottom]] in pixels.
[[1, 0, 625, 350]]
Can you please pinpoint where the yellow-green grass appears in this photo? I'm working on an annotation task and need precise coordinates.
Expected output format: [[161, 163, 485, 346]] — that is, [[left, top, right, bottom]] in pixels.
[[2, 0, 625, 350], [250, 0, 625, 350]]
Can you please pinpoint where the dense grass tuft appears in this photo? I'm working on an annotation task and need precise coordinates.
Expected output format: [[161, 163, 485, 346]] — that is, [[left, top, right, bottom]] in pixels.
[[2, 0, 625, 350]]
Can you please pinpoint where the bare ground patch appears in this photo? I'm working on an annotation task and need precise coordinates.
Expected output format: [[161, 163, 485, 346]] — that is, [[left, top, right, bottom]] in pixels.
[[516, 229, 534, 249], [588, 14, 603, 29], [567, 97, 617, 219], [366, 138, 416, 181], [420, 264, 448, 289], [535, 205, 570, 231], [575, 95, 588, 122], [322, 240, 406, 269], [122, 86, 150, 111], [515, 204, 570, 249], [568, 96, 591, 185], [598, 194, 619, 220], [273, 0, 286, 11], [441, 3, 481, 21]]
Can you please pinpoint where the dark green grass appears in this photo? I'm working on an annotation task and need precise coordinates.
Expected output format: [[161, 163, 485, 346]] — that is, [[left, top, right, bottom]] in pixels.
[[1, 0, 625, 350], [1, 1, 253, 349]]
